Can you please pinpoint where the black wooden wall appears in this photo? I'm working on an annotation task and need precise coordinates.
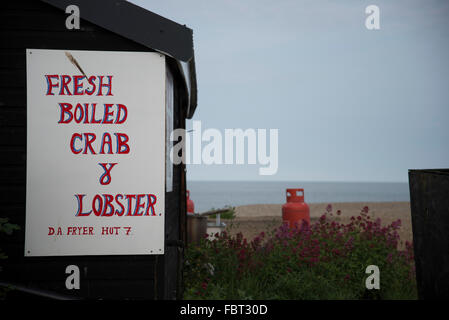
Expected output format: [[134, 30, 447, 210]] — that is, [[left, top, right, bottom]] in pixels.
[[0, 0, 187, 299], [409, 169, 449, 299]]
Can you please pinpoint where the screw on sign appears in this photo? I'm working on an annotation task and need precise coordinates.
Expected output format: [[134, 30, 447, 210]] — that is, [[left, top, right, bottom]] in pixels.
[[282, 188, 310, 229], [187, 190, 195, 214]]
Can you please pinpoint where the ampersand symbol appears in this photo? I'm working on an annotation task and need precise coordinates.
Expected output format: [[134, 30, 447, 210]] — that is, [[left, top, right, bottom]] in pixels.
[[98, 163, 118, 185]]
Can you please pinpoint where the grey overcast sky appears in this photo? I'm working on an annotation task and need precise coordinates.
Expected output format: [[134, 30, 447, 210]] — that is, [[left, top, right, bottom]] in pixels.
[[131, 0, 449, 182]]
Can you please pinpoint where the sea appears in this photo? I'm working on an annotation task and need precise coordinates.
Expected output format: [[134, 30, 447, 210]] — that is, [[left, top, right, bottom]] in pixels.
[[186, 181, 410, 213]]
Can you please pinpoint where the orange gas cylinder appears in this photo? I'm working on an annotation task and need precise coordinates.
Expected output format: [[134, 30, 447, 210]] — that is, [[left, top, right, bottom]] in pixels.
[[282, 188, 310, 229], [187, 190, 195, 214]]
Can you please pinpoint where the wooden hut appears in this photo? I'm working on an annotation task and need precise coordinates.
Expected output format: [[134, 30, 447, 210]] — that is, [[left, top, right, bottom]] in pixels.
[[0, 0, 197, 299]]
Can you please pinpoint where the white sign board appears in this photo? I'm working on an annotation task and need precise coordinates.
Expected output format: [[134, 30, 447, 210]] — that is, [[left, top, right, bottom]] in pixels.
[[25, 49, 165, 256]]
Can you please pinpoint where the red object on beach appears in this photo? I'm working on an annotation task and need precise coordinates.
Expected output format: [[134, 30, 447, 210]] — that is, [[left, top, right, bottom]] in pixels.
[[187, 190, 195, 214], [282, 188, 310, 229]]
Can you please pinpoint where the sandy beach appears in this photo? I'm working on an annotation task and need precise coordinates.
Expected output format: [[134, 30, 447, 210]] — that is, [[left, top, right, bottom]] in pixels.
[[220, 202, 413, 246]]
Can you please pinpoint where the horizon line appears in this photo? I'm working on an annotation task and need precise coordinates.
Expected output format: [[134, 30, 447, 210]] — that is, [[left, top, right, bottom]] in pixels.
[[187, 179, 409, 184]]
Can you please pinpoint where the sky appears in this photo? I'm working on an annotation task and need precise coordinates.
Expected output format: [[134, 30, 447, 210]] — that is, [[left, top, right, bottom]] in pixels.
[[130, 0, 449, 182]]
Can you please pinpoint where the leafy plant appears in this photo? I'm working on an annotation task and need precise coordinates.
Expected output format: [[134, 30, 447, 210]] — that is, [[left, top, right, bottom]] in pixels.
[[209, 206, 235, 220], [0, 217, 20, 298], [183, 205, 417, 300], [0, 218, 20, 260]]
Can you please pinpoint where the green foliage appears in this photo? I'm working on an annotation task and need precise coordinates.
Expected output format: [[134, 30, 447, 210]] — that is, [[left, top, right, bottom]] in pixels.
[[0, 217, 20, 299], [0, 218, 20, 236], [0, 217, 20, 260], [209, 206, 235, 220], [183, 205, 417, 300]]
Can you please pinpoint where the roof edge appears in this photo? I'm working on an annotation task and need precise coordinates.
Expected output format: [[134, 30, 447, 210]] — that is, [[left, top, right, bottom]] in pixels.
[[41, 0, 197, 117]]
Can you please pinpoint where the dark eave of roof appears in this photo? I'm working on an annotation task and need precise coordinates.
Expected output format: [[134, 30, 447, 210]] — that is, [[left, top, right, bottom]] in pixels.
[[41, 0, 197, 118]]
